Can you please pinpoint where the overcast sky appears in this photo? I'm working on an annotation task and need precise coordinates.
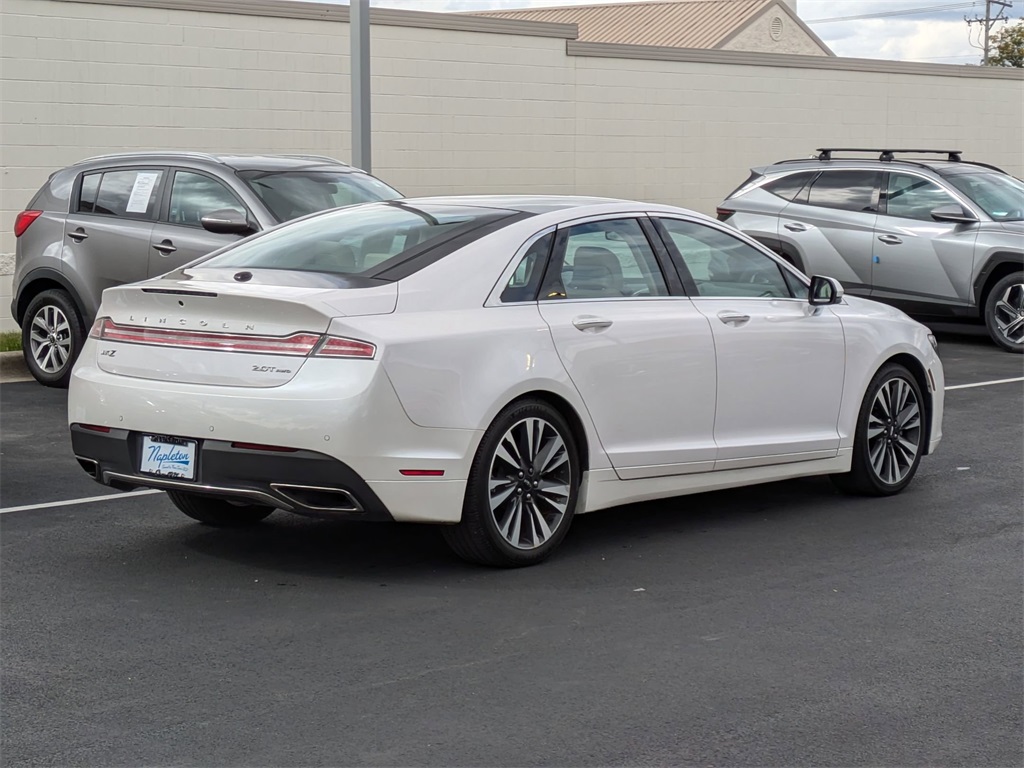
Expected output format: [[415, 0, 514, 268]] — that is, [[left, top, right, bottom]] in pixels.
[[346, 0, 1024, 64]]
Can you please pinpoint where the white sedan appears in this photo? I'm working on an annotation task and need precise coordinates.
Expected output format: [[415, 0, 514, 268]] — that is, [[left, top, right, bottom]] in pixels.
[[69, 196, 944, 567]]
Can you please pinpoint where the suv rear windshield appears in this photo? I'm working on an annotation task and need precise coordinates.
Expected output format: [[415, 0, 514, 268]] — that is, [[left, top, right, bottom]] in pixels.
[[238, 170, 402, 222], [199, 202, 516, 277], [945, 173, 1024, 222]]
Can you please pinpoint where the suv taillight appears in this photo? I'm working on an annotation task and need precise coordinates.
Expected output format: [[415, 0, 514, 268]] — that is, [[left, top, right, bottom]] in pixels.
[[14, 210, 42, 237], [715, 207, 736, 222]]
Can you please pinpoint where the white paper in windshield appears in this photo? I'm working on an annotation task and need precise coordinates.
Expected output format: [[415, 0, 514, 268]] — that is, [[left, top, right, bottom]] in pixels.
[[126, 172, 160, 213]]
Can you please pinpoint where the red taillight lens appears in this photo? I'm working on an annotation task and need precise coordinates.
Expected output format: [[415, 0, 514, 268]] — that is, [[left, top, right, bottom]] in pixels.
[[14, 210, 42, 237], [313, 337, 377, 359], [399, 469, 445, 477], [89, 319, 377, 360], [79, 424, 111, 433], [715, 207, 735, 222], [230, 442, 298, 453]]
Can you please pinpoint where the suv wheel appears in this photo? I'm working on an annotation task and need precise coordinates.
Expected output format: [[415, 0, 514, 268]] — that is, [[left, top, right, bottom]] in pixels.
[[21, 289, 86, 388], [984, 272, 1024, 353]]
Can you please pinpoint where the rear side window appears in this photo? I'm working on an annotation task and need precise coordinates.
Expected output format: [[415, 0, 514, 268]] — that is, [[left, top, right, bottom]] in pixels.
[[501, 232, 554, 303], [80, 169, 164, 219], [763, 171, 817, 202], [806, 171, 880, 213]]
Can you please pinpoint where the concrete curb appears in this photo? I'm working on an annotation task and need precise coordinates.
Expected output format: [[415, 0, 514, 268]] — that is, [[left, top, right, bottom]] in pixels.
[[1, 350, 32, 384]]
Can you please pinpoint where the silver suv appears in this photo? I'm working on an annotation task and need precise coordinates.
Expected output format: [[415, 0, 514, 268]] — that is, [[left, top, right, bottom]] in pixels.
[[718, 148, 1023, 353], [11, 152, 402, 386]]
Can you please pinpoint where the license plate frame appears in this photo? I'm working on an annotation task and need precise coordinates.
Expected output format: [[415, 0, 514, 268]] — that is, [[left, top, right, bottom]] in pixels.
[[140, 434, 197, 480]]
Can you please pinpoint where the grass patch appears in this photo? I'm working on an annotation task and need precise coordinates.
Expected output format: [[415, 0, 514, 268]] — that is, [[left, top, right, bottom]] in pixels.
[[0, 331, 21, 353]]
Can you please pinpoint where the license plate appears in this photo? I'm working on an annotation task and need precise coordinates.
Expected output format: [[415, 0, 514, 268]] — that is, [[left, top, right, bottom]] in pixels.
[[140, 435, 197, 480]]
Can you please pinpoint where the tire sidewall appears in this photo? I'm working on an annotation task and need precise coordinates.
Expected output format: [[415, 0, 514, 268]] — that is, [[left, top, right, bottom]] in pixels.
[[984, 272, 1024, 353], [21, 290, 85, 388], [853, 364, 925, 495], [465, 401, 581, 566]]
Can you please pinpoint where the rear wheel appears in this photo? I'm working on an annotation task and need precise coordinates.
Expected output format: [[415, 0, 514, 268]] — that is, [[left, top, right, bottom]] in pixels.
[[831, 363, 924, 496], [22, 289, 85, 388], [442, 400, 580, 567], [984, 272, 1024, 353], [167, 490, 274, 527]]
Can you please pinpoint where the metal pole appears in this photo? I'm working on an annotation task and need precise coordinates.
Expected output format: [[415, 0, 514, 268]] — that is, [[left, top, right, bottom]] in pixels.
[[351, 0, 371, 173], [983, 0, 991, 65]]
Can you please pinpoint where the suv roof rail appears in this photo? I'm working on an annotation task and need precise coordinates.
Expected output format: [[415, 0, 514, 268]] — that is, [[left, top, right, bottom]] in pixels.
[[815, 147, 963, 162], [75, 150, 222, 164], [277, 154, 350, 166]]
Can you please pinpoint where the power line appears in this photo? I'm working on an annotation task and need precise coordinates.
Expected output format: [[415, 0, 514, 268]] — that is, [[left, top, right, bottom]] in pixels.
[[807, 1, 982, 24], [965, 0, 1013, 64]]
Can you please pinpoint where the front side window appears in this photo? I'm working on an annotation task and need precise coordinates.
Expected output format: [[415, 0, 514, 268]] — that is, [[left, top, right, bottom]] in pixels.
[[945, 172, 1024, 222], [238, 170, 402, 223], [806, 171, 881, 213], [545, 219, 669, 300], [86, 169, 163, 219], [199, 202, 513, 277], [501, 232, 554, 303], [883, 173, 957, 221], [169, 172, 246, 227], [658, 218, 792, 299]]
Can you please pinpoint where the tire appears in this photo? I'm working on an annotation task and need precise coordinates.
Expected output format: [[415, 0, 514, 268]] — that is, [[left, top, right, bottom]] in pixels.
[[831, 363, 925, 496], [983, 272, 1024, 353], [21, 289, 86, 388], [167, 490, 274, 527], [442, 399, 581, 568]]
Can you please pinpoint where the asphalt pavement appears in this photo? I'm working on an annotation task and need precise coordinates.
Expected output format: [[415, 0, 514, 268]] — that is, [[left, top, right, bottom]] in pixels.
[[1, 332, 1021, 767]]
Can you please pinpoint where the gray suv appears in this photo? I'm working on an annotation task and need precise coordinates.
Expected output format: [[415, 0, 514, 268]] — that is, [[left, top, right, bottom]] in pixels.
[[11, 152, 402, 386], [718, 148, 1023, 352]]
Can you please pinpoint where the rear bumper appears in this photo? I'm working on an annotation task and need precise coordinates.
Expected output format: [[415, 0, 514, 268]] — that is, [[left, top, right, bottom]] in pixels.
[[71, 425, 396, 521]]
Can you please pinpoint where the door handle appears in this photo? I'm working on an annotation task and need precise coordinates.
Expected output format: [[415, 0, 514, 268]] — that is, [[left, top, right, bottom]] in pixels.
[[717, 311, 750, 326], [67, 229, 88, 242], [783, 222, 808, 232], [878, 235, 903, 245], [572, 315, 613, 332], [152, 240, 177, 254]]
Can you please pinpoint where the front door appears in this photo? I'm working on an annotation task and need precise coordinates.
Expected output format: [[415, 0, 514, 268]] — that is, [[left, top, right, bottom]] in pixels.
[[537, 217, 719, 478], [655, 216, 846, 469], [148, 169, 253, 276], [871, 171, 980, 312]]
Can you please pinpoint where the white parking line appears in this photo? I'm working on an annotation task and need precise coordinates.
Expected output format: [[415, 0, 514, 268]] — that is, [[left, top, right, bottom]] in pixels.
[[945, 376, 1024, 391], [0, 489, 162, 515]]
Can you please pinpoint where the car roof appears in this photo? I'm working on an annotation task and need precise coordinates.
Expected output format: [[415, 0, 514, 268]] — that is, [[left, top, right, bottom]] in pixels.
[[69, 152, 366, 174], [396, 194, 646, 214]]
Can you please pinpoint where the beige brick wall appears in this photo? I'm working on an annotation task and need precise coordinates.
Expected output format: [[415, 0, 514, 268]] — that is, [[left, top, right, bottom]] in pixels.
[[720, 4, 829, 57], [1, 0, 1021, 332]]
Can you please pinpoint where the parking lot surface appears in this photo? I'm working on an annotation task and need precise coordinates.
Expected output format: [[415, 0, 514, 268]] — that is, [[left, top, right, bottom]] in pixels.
[[1, 331, 1021, 767]]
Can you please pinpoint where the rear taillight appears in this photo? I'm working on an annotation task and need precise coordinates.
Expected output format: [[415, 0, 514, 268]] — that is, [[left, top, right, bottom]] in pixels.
[[89, 318, 376, 359], [14, 210, 42, 237], [715, 207, 736, 222]]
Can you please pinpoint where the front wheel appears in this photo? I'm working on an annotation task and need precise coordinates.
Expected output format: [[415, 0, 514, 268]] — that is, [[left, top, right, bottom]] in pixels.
[[442, 400, 581, 567], [167, 490, 274, 527], [984, 272, 1024, 353], [831, 363, 925, 496]]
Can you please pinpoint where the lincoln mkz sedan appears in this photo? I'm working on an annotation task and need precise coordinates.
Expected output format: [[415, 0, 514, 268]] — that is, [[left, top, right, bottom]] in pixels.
[[68, 196, 944, 567]]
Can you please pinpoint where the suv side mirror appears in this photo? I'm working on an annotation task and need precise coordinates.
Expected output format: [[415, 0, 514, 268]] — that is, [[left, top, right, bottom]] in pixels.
[[201, 209, 255, 235], [930, 204, 978, 224], [809, 275, 844, 306]]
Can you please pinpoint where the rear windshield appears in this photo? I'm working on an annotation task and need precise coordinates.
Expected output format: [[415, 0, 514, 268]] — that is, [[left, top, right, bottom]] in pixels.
[[238, 170, 402, 222], [199, 202, 515, 277], [945, 173, 1024, 222]]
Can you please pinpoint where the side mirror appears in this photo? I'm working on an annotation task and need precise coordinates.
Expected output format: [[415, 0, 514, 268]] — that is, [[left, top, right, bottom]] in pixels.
[[930, 204, 978, 224], [809, 275, 844, 306], [201, 209, 255, 235]]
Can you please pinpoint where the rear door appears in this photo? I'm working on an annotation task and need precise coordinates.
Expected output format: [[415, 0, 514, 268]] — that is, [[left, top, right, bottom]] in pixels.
[[63, 167, 165, 314], [871, 171, 980, 311], [779, 169, 882, 294], [537, 216, 719, 478], [655, 216, 845, 468], [147, 169, 254, 276]]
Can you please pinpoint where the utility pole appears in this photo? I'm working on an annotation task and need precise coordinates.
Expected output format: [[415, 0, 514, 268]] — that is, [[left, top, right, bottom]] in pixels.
[[351, 0, 371, 172], [966, 0, 1012, 65]]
